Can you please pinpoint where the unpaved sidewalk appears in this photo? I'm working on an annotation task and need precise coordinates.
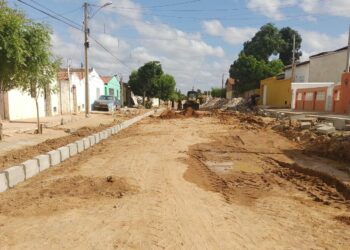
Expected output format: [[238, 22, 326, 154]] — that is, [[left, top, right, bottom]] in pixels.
[[0, 109, 147, 157], [0, 115, 348, 249]]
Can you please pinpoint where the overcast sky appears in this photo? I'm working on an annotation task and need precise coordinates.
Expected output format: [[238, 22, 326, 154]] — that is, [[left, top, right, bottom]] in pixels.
[[8, 0, 350, 92]]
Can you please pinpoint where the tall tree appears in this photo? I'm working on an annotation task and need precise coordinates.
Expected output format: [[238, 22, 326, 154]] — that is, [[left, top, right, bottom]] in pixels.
[[279, 27, 302, 65], [0, 1, 27, 91], [152, 74, 176, 101], [230, 55, 284, 93], [242, 23, 283, 62], [128, 70, 141, 96], [18, 21, 59, 133], [136, 61, 163, 104]]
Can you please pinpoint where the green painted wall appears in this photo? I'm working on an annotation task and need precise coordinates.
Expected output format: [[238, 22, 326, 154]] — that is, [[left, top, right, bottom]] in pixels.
[[104, 76, 121, 101]]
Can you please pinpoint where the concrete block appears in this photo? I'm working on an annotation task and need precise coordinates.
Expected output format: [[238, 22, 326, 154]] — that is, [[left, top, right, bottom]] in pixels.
[[317, 126, 336, 134], [34, 154, 50, 171], [0, 172, 9, 192], [83, 137, 90, 149], [75, 140, 84, 153], [67, 143, 78, 156], [300, 122, 311, 130], [331, 119, 346, 130], [88, 135, 95, 146], [21, 159, 40, 179], [48, 150, 61, 166], [99, 131, 105, 140], [344, 124, 350, 131], [58, 146, 70, 161], [83, 137, 91, 149], [107, 128, 112, 136], [94, 133, 100, 144], [4, 166, 25, 187]]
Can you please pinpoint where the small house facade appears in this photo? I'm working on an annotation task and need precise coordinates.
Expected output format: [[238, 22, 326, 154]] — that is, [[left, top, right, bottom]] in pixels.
[[101, 76, 121, 102]]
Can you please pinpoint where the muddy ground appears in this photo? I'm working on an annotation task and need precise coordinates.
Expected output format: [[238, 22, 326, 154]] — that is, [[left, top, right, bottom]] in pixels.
[[0, 113, 349, 249]]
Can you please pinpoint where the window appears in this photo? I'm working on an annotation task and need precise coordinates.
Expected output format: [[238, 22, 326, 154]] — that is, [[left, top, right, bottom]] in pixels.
[[316, 92, 325, 101], [305, 92, 314, 101], [109, 88, 114, 96], [297, 92, 303, 101]]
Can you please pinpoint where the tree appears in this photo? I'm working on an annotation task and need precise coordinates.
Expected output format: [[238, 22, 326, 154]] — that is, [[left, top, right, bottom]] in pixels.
[[279, 27, 302, 65], [211, 87, 225, 98], [137, 61, 163, 104], [128, 70, 141, 96], [242, 23, 283, 62], [18, 21, 59, 133], [230, 55, 284, 93], [0, 2, 27, 91], [152, 74, 176, 100]]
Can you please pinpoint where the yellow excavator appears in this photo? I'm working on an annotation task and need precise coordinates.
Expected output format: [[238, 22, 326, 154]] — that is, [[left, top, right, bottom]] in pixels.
[[183, 90, 200, 110]]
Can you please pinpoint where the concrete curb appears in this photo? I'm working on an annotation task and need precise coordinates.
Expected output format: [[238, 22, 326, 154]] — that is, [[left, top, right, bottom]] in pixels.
[[0, 110, 158, 193], [21, 159, 40, 179], [34, 155, 50, 172]]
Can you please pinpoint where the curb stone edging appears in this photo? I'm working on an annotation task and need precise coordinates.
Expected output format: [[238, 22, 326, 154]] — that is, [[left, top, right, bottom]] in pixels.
[[0, 109, 159, 193]]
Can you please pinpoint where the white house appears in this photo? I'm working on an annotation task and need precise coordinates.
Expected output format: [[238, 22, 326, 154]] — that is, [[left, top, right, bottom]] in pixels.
[[285, 61, 310, 82], [0, 67, 105, 121]]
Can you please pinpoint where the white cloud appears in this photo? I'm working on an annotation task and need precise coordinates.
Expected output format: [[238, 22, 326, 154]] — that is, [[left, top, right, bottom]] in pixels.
[[101, 0, 143, 20], [246, 0, 297, 20], [246, 0, 350, 19], [298, 30, 347, 60], [52, 0, 230, 92], [202, 20, 257, 45], [300, 0, 350, 17]]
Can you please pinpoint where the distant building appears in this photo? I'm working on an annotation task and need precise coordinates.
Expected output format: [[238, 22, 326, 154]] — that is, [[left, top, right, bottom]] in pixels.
[[101, 75, 121, 102], [0, 67, 105, 120], [285, 61, 310, 83], [308, 46, 348, 83], [225, 78, 235, 99]]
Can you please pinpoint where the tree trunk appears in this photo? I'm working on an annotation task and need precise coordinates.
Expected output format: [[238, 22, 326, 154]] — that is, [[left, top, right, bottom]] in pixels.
[[35, 97, 41, 134], [143, 91, 146, 106]]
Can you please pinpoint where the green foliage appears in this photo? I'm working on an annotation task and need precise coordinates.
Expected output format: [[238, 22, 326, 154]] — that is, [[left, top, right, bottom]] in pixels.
[[152, 74, 176, 100], [241, 23, 302, 65], [230, 23, 301, 93], [279, 27, 302, 65], [211, 87, 225, 98], [0, 2, 27, 91], [128, 61, 177, 101], [230, 55, 284, 93], [19, 22, 58, 98], [128, 70, 141, 95], [242, 23, 283, 62]]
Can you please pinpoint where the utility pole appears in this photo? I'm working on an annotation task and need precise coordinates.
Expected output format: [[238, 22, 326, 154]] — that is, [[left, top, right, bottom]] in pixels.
[[84, 2, 89, 117], [346, 25, 350, 72], [222, 73, 225, 98], [291, 34, 296, 82]]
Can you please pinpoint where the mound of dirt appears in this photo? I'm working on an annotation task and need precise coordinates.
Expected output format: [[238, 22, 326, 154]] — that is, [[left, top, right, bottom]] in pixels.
[[159, 109, 177, 119], [159, 108, 202, 119], [272, 120, 350, 165], [0, 175, 135, 217]]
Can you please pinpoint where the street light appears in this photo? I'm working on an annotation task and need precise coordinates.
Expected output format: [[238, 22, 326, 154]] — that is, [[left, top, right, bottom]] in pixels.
[[84, 2, 112, 117]]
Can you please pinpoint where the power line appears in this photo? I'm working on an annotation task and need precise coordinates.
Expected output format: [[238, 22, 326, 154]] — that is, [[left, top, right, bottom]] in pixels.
[[17, 0, 134, 72], [17, 0, 82, 31], [28, 0, 82, 28], [89, 36, 134, 71], [32, 6, 82, 21]]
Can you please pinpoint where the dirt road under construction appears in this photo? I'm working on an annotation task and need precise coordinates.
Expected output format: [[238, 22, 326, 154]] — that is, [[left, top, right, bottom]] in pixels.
[[0, 112, 349, 249]]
